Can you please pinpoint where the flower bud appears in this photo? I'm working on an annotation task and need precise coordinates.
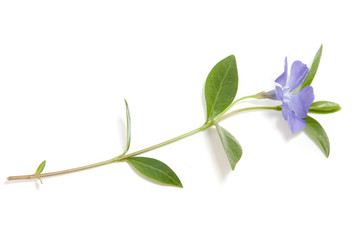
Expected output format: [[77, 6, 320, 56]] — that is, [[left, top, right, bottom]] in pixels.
[[258, 90, 279, 100]]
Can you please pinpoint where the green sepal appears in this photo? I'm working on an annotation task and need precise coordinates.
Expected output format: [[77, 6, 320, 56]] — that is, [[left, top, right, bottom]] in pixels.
[[309, 101, 341, 114], [304, 116, 330, 157], [213, 121, 242, 170], [127, 157, 183, 188], [205, 55, 238, 121]]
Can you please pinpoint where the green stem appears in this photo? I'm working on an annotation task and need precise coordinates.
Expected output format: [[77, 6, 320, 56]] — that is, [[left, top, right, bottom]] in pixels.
[[7, 104, 280, 181], [113, 122, 211, 162], [215, 105, 281, 122], [215, 92, 264, 119], [7, 123, 211, 180]]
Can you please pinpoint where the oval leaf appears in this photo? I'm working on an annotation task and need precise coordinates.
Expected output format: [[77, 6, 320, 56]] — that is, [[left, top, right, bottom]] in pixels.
[[213, 121, 242, 170], [298, 44, 323, 91], [127, 157, 183, 187], [205, 55, 238, 121], [34, 160, 46, 175], [305, 116, 330, 157], [309, 101, 341, 114]]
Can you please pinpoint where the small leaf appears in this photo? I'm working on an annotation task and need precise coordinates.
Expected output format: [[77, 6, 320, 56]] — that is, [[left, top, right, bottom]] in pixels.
[[205, 55, 238, 121], [305, 116, 330, 157], [127, 157, 183, 187], [34, 160, 46, 175], [309, 101, 341, 114], [34, 160, 46, 184], [213, 121, 242, 170], [297, 44, 323, 92], [118, 99, 131, 158], [124, 99, 131, 154]]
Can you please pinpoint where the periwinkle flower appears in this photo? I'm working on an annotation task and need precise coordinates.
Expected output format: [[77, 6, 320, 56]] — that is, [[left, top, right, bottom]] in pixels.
[[263, 58, 314, 134]]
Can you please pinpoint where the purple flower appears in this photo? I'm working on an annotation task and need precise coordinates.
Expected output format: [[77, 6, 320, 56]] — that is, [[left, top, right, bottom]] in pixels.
[[266, 58, 315, 134]]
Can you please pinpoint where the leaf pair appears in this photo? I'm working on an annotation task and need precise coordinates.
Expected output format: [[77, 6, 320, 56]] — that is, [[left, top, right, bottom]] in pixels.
[[135, 55, 243, 184], [121, 101, 182, 187], [298, 45, 340, 158], [205, 55, 242, 170]]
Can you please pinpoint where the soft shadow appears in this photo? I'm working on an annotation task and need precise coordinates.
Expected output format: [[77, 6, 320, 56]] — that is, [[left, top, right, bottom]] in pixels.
[[205, 128, 232, 181], [263, 110, 295, 141], [35, 181, 40, 190], [4, 163, 115, 187], [4, 178, 40, 190], [116, 115, 127, 151], [201, 81, 207, 119]]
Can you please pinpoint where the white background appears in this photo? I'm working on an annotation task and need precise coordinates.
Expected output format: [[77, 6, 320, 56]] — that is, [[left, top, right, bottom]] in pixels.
[[0, 1, 359, 239]]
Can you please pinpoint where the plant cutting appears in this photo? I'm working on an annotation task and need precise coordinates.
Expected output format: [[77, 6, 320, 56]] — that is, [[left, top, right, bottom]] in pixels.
[[7, 45, 341, 187]]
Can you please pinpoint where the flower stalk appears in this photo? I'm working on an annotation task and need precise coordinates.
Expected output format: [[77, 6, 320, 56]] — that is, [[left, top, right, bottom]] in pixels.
[[7, 103, 278, 181]]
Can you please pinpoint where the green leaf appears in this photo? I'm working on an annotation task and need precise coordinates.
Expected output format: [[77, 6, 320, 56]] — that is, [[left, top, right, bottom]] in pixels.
[[213, 121, 242, 170], [124, 99, 131, 154], [127, 157, 183, 187], [304, 116, 330, 157], [118, 99, 131, 157], [34, 160, 46, 184], [296, 44, 323, 92], [34, 160, 46, 175], [309, 101, 341, 114], [205, 55, 238, 121]]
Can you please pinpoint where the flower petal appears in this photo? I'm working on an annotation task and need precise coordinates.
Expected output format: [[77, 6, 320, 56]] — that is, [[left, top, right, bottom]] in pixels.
[[275, 57, 288, 87], [287, 86, 314, 118], [274, 57, 288, 100], [288, 61, 309, 92], [275, 86, 283, 101], [281, 102, 291, 121], [287, 112, 306, 134]]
